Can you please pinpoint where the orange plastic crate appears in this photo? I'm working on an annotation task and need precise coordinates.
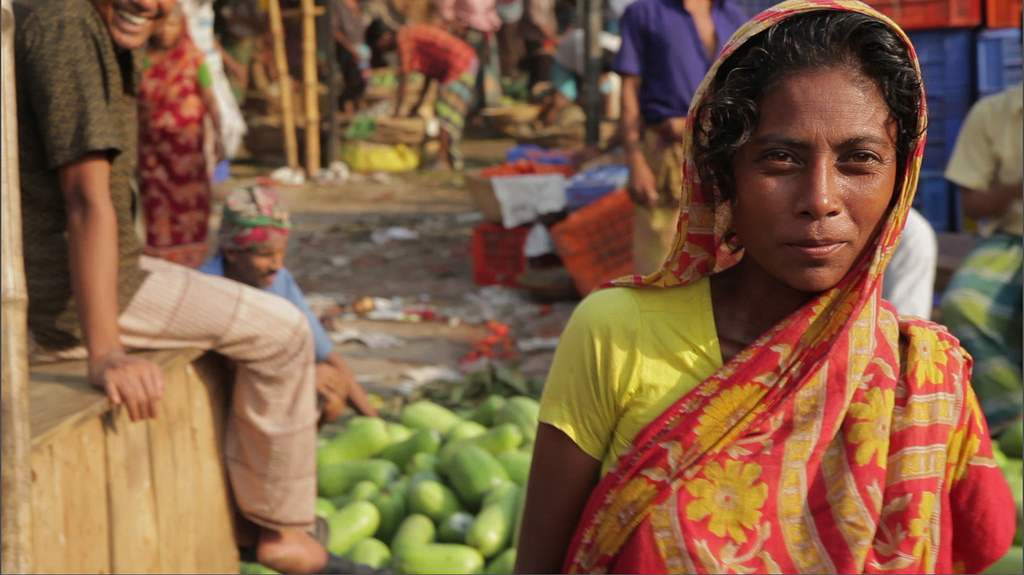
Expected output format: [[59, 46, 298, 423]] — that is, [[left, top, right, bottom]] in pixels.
[[550, 189, 634, 296], [863, 0, 981, 29], [472, 223, 531, 287], [986, 0, 1023, 28]]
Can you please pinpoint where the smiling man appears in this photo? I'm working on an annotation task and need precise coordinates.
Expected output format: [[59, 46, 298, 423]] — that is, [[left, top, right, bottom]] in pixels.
[[13, 0, 356, 571]]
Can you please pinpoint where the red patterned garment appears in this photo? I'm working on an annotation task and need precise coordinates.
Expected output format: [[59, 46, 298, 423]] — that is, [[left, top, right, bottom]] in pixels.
[[138, 32, 212, 268], [563, 1, 1017, 573], [396, 23, 477, 84]]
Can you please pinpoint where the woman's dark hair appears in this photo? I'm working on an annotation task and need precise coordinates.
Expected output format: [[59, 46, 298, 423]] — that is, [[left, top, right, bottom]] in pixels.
[[365, 19, 394, 49], [693, 10, 924, 204]]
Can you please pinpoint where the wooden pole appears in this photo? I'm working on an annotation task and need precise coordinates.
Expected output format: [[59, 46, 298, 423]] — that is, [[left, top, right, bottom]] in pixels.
[[267, 0, 300, 169], [301, 0, 321, 175], [319, 0, 339, 168], [582, 0, 602, 145], [1, 0, 34, 572]]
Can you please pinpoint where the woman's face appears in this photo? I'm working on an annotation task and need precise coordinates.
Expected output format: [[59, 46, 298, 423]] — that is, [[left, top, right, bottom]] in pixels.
[[729, 66, 899, 294], [153, 11, 184, 48]]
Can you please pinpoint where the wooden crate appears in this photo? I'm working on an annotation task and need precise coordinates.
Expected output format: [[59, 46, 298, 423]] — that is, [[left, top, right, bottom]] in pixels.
[[29, 350, 238, 574]]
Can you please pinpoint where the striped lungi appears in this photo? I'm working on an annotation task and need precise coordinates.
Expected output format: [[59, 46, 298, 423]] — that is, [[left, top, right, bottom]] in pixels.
[[436, 57, 479, 169], [940, 232, 1024, 434]]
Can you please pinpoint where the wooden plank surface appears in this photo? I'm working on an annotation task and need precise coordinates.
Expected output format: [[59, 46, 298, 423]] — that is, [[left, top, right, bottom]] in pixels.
[[56, 418, 110, 573], [30, 349, 204, 449], [188, 356, 239, 574], [147, 364, 198, 574], [30, 445, 64, 575], [104, 409, 161, 573]]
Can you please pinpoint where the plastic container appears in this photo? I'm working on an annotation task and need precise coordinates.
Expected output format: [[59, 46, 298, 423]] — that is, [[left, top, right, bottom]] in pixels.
[[472, 223, 532, 287], [862, 0, 981, 30], [212, 160, 230, 184], [566, 165, 630, 212], [985, 0, 1023, 28], [913, 170, 955, 233], [907, 29, 974, 170], [504, 145, 571, 166], [550, 189, 634, 296], [977, 27, 1024, 99]]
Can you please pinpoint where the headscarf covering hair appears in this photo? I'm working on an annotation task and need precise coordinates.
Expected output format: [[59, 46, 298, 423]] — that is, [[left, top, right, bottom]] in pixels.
[[217, 185, 292, 250], [564, 1, 1016, 573]]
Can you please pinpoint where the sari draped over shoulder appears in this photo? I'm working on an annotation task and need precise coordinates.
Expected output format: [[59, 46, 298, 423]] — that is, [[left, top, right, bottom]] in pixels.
[[562, 1, 1017, 573]]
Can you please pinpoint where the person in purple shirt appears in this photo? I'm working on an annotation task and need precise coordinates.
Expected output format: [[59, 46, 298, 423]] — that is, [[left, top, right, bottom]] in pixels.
[[614, 0, 747, 274], [199, 185, 379, 425]]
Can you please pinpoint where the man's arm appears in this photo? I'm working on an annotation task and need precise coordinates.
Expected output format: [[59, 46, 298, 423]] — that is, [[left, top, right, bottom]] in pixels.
[[620, 74, 657, 207], [959, 181, 1023, 220], [59, 154, 164, 422]]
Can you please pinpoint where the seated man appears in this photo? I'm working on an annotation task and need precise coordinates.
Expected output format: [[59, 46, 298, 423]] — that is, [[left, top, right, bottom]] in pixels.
[[941, 82, 1024, 435], [13, 0, 351, 571], [199, 186, 378, 424]]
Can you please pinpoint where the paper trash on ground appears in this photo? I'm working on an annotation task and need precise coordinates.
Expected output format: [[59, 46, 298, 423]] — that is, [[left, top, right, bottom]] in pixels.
[[491, 173, 567, 228]]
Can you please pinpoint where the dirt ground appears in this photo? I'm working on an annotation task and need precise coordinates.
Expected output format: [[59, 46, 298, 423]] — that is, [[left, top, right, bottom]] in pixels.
[[217, 135, 579, 407]]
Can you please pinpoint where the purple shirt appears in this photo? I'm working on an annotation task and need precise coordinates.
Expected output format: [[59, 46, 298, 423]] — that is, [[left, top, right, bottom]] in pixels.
[[613, 0, 747, 124]]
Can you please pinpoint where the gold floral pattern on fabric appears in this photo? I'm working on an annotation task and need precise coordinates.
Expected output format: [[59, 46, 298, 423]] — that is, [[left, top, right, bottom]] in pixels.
[[848, 387, 896, 467], [683, 460, 768, 543], [906, 325, 955, 385]]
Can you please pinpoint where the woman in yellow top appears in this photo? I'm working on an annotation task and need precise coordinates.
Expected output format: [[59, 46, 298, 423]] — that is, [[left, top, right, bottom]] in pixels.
[[514, 1, 1017, 573]]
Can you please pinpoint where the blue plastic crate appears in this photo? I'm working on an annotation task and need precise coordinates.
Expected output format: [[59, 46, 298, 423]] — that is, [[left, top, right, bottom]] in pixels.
[[977, 28, 1023, 99], [505, 144, 571, 165], [566, 164, 630, 211], [913, 170, 955, 233], [213, 160, 230, 184], [907, 29, 974, 170]]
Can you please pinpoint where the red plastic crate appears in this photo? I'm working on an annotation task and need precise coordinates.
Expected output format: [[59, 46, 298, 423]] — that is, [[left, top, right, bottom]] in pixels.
[[472, 223, 531, 287], [550, 189, 634, 296], [986, 0, 1023, 28], [863, 0, 981, 29]]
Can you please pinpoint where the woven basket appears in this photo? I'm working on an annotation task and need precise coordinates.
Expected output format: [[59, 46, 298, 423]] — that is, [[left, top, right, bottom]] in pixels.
[[480, 105, 542, 138]]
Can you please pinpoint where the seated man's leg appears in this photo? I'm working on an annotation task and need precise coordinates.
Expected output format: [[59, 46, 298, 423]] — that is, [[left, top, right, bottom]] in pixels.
[[941, 234, 1024, 434], [117, 257, 319, 535]]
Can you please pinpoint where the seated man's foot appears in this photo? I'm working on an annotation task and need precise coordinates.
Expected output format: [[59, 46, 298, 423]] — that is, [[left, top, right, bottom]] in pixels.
[[256, 527, 328, 574]]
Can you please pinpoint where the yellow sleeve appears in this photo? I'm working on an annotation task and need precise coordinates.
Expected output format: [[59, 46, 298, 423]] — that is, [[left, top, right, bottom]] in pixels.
[[945, 96, 999, 192], [538, 288, 642, 462]]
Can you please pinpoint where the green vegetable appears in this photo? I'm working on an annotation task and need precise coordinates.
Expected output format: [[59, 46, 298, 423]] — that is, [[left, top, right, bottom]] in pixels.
[[316, 497, 337, 520], [468, 396, 507, 427], [349, 479, 382, 501], [401, 401, 464, 435], [318, 459, 400, 498], [447, 445, 511, 510], [496, 451, 532, 486], [467, 484, 520, 557], [317, 418, 392, 468], [438, 423, 524, 474], [447, 420, 489, 442], [393, 543, 486, 575], [327, 501, 381, 556], [406, 452, 439, 475], [437, 511, 475, 544], [371, 490, 407, 545], [485, 548, 516, 574], [407, 479, 465, 524], [390, 513, 437, 556], [378, 429, 443, 471], [493, 397, 540, 443], [388, 422, 413, 444], [345, 537, 392, 569], [981, 546, 1023, 575]]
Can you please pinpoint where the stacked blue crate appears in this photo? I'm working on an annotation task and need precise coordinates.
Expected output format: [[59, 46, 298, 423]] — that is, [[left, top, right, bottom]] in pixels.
[[733, 0, 781, 19], [566, 165, 630, 212], [906, 29, 975, 232], [976, 27, 1023, 99]]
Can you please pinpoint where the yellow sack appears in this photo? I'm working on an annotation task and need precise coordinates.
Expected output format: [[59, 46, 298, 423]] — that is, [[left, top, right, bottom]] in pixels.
[[340, 141, 421, 173]]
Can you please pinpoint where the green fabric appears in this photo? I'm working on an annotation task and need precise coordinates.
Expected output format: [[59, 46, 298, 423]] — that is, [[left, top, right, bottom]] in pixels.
[[941, 233, 1024, 433], [14, 0, 148, 351], [197, 61, 212, 89]]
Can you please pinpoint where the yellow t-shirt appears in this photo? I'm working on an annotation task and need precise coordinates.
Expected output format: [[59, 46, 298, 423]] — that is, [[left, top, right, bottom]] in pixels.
[[538, 279, 723, 475], [945, 83, 1023, 237]]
